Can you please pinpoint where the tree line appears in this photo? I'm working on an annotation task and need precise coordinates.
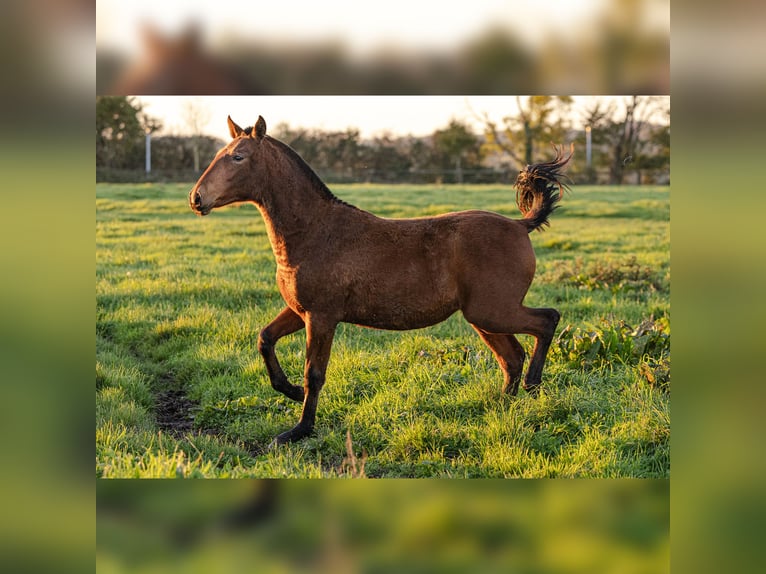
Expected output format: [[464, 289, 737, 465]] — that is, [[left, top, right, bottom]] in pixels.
[[97, 96, 669, 185]]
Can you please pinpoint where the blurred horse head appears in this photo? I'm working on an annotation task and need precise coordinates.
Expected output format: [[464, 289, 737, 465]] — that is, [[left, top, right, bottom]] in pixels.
[[108, 24, 257, 95]]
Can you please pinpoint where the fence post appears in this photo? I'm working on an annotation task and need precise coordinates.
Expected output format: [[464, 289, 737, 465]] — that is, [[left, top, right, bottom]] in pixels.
[[145, 131, 152, 175], [585, 125, 593, 184]]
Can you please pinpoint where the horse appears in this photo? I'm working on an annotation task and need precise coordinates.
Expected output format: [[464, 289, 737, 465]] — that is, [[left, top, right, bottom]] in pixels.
[[190, 115, 572, 445], [107, 24, 255, 95]]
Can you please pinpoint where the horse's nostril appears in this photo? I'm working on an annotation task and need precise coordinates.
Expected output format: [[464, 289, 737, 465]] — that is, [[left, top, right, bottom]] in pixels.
[[193, 192, 202, 207]]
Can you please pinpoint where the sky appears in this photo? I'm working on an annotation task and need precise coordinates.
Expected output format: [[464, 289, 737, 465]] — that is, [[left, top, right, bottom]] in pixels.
[[134, 96, 666, 142], [136, 96, 524, 140]]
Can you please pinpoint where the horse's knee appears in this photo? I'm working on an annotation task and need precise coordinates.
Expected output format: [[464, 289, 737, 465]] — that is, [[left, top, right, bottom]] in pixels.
[[305, 367, 326, 394]]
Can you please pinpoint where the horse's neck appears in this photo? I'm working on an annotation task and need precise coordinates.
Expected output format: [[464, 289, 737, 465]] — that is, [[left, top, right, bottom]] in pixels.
[[257, 177, 337, 268]]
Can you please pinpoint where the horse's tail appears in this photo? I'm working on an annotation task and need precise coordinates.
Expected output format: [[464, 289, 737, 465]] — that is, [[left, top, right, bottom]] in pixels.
[[514, 144, 573, 233]]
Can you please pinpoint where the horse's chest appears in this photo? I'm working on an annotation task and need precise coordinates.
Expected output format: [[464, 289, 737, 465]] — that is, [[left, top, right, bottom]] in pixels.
[[275, 266, 304, 310], [276, 265, 329, 314]]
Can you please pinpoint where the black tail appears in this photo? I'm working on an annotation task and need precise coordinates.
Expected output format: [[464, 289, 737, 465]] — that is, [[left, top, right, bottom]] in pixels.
[[515, 144, 573, 232]]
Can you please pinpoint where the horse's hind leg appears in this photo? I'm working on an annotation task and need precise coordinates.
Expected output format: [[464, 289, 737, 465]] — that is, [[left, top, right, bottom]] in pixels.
[[471, 326, 526, 395], [518, 307, 560, 396], [258, 307, 305, 402]]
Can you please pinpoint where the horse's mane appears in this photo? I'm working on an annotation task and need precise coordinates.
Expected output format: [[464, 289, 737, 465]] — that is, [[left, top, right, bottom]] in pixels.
[[244, 126, 355, 209]]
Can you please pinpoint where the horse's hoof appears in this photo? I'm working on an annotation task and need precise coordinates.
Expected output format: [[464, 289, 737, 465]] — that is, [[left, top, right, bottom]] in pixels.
[[269, 433, 293, 449], [502, 383, 521, 396], [270, 425, 310, 447], [524, 385, 541, 398]]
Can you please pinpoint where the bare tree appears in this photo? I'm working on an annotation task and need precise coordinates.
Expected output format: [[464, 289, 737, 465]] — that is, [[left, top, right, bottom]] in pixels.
[[479, 96, 573, 170], [182, 98, 212, 172], [583, 96, 665, 184]]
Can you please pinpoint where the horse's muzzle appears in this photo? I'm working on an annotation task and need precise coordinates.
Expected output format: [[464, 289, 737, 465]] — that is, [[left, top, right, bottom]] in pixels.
[[189, 189, 208, 215]]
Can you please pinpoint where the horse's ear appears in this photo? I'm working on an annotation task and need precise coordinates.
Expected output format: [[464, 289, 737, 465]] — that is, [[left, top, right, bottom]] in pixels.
[[228, 116, 244, 139], [253, 116, 267, 139]]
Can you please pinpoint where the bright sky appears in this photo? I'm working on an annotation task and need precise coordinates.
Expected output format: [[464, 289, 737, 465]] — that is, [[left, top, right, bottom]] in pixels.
[[135, 96, 657, 141], [136, 96, 523, 140], [96, 0, 612, 55]]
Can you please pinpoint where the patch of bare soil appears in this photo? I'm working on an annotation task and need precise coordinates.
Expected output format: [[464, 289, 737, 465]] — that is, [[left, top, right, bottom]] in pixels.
[[154, 387, 196, 437]]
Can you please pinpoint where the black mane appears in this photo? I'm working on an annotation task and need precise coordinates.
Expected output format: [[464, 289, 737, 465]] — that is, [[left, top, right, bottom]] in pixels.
[[245, 127, 355, 209]]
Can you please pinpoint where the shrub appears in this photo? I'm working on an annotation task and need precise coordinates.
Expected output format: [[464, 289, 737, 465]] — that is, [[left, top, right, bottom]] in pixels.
[[543, 256, 668, 294], [554, 316, 670, 390]]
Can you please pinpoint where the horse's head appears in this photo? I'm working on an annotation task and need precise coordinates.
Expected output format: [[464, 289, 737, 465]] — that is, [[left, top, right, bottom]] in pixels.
[[110, 24, 250, 95], [190, 116, 268, 216]]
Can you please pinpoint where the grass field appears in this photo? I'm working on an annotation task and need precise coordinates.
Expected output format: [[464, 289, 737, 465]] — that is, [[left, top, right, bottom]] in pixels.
[[96, 183, 669, 478]]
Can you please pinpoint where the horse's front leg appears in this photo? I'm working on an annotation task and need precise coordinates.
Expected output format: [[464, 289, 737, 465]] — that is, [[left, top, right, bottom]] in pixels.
[[272, 315, 337, 445], [258, 307, 305, 402]]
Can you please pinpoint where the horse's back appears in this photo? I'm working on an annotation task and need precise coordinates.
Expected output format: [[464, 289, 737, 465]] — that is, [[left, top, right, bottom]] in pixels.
[[387, 208, 537, 306], [443, 210, 534, 263], [375, 209, 534, 278]]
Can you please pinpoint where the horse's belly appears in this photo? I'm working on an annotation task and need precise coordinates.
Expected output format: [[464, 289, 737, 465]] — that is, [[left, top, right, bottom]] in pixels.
[[349, 310, 458, 331], [338, 255, 462, 329], [343, 293, 459, 331]]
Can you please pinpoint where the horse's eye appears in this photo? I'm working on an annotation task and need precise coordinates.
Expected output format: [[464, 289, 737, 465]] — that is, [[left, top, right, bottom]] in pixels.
[[232, 154, 244, 162]]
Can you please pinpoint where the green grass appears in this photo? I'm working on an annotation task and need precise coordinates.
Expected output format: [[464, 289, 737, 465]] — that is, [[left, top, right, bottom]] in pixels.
[[96, 182, 669, 477]]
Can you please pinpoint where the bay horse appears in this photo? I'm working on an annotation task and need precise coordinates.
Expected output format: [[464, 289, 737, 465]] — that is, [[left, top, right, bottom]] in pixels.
[[190, 116, 572, 445], [108, 24, 253, 95]]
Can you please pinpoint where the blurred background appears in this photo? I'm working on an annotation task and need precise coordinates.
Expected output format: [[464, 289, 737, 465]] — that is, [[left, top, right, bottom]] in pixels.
[[97, 479, 669, 573], [97, 0, 669, 95]]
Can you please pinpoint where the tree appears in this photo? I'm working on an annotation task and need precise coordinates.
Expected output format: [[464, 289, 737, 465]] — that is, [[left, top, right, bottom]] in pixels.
[[481, 96, 573, 170], [359, 133, 413, 183], [149, 135, 224, 172], [582, 96, 665, 184], [273, 124, 363, 181], [96, 96, 161, 169], [458, 29, 535, 93], [182, 99, 212, 172], [432, 120, 482, 184], [642, 117, 670, 183]]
